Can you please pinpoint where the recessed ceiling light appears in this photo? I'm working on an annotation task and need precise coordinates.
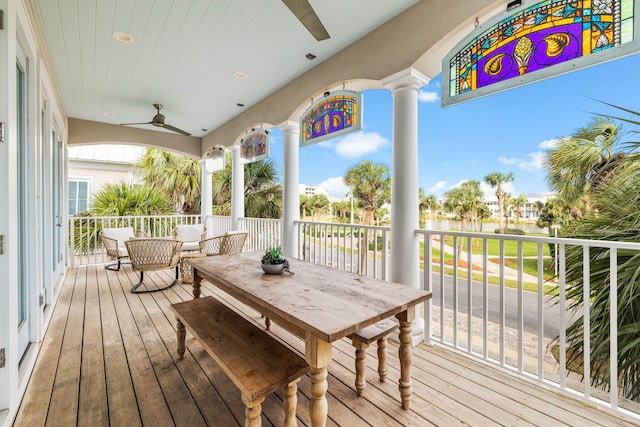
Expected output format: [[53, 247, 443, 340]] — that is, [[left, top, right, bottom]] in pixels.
[[305, 53, 317, 60], [112, 31, 134, 43], [101, 112, 113, 117], [201, 129, 208, 132], [236, 103, 245, 107], [234, 71, 248, 79]]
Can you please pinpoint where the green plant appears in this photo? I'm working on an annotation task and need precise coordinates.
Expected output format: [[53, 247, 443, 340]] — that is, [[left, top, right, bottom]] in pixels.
[[261, 246, 285, 265]]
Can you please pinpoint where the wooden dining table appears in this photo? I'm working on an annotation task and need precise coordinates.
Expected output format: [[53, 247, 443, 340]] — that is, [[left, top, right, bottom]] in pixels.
[[186, 251, 432, 427]]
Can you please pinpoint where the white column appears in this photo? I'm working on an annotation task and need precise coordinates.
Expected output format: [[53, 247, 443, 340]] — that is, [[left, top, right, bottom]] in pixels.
[[200, 159, 212, 234], [231, 145, 244, 230], [383, 68, 429, 346], [279, 121, 300, 258]]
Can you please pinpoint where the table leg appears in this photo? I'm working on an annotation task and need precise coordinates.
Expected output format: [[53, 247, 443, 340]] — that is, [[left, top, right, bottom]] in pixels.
[[396, 307, 416, 410], [306, 335, 332, 427], [176, 319, 186, 359], [192, 270, 202, 299]]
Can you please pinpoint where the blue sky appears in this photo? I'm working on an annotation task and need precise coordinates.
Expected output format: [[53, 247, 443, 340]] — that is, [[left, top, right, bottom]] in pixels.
[[267, 52, 640, 200]]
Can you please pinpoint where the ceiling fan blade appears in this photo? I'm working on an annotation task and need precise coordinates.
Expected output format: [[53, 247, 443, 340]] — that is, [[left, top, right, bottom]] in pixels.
[[163, 123, 191, 136], [120, 121, 153, 126], [282, 0, 330, 41]]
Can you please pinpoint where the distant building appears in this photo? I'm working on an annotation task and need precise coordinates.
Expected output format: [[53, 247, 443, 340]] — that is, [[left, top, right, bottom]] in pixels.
[[438, 192, 556, 221], [68, 144, 145, 214], [299, 184, 329, 198]]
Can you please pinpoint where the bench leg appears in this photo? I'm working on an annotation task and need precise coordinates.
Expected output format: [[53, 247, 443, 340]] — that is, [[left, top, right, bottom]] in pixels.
[[377, 337, 388, 382], [351, 340, 368, 397], [283, 378, 300, 427], [176, 320, 186, 359], [241, 394, 265, 427]]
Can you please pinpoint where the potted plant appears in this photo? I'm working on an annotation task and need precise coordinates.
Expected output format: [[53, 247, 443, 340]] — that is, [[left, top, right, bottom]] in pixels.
[[261, 246, 286, 274]]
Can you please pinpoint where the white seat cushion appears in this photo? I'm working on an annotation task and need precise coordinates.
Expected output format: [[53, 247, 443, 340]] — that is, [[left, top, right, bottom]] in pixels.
[[102, 227, 136, 257], [175, 224, 204, 243], [181, 241, 200, 251]]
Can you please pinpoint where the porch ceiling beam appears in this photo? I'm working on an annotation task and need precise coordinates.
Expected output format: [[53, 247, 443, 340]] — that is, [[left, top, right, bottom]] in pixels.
[[68, 118, 202, 159]]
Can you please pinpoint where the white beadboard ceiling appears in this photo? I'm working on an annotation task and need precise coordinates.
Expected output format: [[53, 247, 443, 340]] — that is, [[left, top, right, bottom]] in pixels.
[[35, 0, 418, 138]]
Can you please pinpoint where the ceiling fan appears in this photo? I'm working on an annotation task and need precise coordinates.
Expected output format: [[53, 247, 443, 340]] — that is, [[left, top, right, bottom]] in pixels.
[[120, 103, 191, 136], [282, 0, 330, 41]]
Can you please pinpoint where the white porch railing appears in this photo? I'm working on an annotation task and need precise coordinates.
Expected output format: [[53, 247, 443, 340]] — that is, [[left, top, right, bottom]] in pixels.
[[239, 217, 282, 252], [67, 215, 640, 419], [417, 229, 640, 419], [295, 220, 391, 280]]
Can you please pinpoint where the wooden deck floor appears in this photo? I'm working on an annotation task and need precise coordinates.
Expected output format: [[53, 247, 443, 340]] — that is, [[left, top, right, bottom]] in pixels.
[[13, 265, 640, 426]]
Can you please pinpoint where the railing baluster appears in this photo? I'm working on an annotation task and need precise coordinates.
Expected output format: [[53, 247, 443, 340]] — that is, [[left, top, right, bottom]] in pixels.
[[583, 245, 591, 399], [610, 247, 618, 409]]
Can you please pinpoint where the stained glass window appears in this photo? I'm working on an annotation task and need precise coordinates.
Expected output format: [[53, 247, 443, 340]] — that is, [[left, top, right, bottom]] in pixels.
[[240, 128, 270, 163], [300, 90, 362, 146], [443, 0, 638, 106]]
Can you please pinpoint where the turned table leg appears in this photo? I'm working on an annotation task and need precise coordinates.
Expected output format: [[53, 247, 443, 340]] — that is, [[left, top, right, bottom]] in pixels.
[[306, 335, 332, 427], [396, 308, 415, 410], [176, 319, 186, 359], [192, 270, 202, 299]]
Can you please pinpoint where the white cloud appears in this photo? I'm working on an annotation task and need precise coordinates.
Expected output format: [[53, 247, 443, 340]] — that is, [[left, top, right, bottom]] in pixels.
[[498, 156, 520, 165], [428, 181, 448, 195], [418, 90, 439, 103], [449, 179, 468, 190], [518, 151, 544, 171], [334, 131, 389, 158], [539, 138, 559, 150], [317, 139, 335, 148], [319, 177, 350, 198]]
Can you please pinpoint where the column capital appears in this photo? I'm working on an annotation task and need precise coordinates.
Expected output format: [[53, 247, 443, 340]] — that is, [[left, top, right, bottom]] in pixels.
[[382, 68, 430, 92], [230, 143, 241, 152], [278, 120, 300, 134]]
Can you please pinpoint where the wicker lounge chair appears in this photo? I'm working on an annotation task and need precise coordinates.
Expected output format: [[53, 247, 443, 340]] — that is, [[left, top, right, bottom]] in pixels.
[[99, 227, 149, 271], [125, 238, 183, 293], [180, 230, 249, 283], [171, 224, 207, 252]]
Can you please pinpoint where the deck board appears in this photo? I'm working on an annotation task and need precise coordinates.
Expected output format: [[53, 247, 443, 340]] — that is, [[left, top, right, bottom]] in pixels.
[[13, 265, 640, 427]]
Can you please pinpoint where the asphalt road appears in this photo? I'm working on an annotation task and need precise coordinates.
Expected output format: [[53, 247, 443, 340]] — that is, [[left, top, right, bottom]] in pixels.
[[427, 272, 573, 339]]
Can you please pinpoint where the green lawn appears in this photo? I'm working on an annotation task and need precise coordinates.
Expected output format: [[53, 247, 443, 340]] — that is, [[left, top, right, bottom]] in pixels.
[[421, 240, 557, 293], [443, 235, 550, 257]]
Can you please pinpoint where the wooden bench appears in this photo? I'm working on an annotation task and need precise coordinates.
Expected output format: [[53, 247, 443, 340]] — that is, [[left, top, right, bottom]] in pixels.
[[264, 315, 398, 397], [349, 318, 399, 397], [170, 296, 309, 427]]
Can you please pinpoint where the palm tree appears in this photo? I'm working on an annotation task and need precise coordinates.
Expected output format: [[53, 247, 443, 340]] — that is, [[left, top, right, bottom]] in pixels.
[[344, 160, 391, 271], [543, 118, 628, 217], [419, 188, 438, 224], [444, 180, 483, 257], [92, 181, 174, 217], [560, 171, 640, 401], [308, 194, 330, 221], [513, 193, 528, 225], [71, 181, 175, 252], [299, 194, 309, 219], [211, 152, 282, 218], [484, 172, 514, 234], [136, 148, 202, 214], [344, 161, 391, 226]]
